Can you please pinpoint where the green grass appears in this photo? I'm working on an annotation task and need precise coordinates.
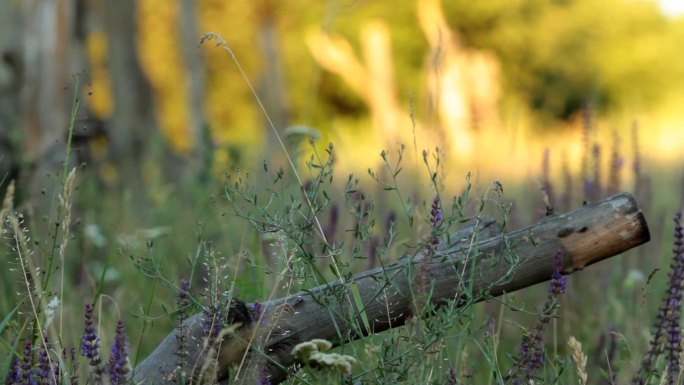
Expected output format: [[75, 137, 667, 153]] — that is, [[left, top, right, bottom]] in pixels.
[[0, 126, 681, 384]]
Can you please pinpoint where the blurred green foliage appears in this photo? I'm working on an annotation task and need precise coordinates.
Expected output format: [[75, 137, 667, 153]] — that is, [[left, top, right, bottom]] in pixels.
[[282, 0, 684, 124], [441, 0, 684, 120]]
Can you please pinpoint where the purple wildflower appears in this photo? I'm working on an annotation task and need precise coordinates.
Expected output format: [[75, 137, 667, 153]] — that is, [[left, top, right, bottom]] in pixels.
[[412, 196, 444, 313], [256, 363, 272, 385], [384, 211, 396, 246], [583, 144, 602, 202], [5, 354, 21, 385], [107, 319, 129, 385], [485, 316, 496, 336], [20, 340, 33, 385], [511, 248, 567, 382], [175, 279, 191, 367], [515, 328, 545, 381], [429, 195, 443, 228], [35, 336, 55, 384], [550, 249, 567, 296], [367, 237, 378, 270], [633, 212, 684, 385], [560, 154, 573, 212], [446, 367, 457, 385], [631, 122, 641, 177], [425, 195, 443, 257], [64, 347, 79, 385], [81, 303, 103, 384], [251, 302, 262, 324], [323, 203, 339, 246], [541, 148, 555, 212], [607, 130, 623, 196], [80, 303, 101, 368], [201, 304, 222, 346]]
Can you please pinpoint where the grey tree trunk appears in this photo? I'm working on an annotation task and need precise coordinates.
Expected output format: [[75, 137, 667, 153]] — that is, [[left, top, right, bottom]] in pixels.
[[8, 0, 90, 212], [179, 0, 209, 179], [133, 192, 650, 385], [256, 1, 290, 149], [0, 0, 23, 191], [102, 0, 158, 192]]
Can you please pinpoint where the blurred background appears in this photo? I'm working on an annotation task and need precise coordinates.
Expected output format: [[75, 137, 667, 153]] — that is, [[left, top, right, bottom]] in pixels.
[[1, 0, 683, 200], [1, 0, 684, 376]]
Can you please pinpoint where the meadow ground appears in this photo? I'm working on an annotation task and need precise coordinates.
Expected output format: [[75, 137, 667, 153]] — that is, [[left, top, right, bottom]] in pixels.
[[1, 117, 683, 385]]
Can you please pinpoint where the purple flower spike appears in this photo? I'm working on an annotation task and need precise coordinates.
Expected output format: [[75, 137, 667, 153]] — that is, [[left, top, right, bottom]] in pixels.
[[81, 303, 101, 368], [175, 278, 191, 368], [36, 336, 55, 383], [550, 249, 567, 296], [446, 367, 457, 385], [251, 302, 262, 324], [108, 319, 129, 385], [633, 212, 684, 385], [256, 362, 272, 385], [20, 340, 33, 385], [511, 248, 568, 383], [5, 354, 21, 385], [429, 195, 443, 228]]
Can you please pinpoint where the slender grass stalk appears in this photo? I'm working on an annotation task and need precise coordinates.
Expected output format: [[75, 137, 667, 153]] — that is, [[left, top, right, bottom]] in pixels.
[[64, 75, 80, 185], [58, 168, 76, 341]]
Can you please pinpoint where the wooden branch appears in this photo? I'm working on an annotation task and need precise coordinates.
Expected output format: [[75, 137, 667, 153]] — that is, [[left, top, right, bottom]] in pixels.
[[133, 192, 649, 385]]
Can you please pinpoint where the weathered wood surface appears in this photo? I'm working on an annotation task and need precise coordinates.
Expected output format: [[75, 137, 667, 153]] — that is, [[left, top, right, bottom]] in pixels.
[[133, 192, 650, 385]]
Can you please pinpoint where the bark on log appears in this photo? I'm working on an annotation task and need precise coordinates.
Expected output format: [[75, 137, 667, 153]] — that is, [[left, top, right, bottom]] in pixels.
[[133, 192, 650, 385]]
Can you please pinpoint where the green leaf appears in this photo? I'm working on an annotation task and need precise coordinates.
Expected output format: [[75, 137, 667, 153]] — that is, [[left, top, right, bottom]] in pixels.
[[350, 280, 371, 336], [0, 302, 20, 335]]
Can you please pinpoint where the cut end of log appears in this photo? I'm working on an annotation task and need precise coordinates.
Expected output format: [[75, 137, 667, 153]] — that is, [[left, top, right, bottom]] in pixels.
[[559, 192, 650, 271]]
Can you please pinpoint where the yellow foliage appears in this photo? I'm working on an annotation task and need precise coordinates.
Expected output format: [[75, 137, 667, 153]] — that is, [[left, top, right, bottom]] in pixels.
[[137, 0, 192, 153], [86, 32, 113, 118], [197, 0, 262, 150]]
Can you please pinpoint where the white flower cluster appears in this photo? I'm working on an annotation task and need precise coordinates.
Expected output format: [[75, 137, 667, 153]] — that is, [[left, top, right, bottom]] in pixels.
[[291, 339, 356, 375]]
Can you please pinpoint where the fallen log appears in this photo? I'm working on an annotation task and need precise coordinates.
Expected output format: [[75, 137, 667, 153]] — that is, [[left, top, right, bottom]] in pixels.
[[133, 192, 650, 384]]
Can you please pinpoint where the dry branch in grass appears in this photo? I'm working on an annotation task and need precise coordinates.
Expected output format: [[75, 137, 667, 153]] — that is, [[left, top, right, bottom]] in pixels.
[[133, 192, 650, 385]]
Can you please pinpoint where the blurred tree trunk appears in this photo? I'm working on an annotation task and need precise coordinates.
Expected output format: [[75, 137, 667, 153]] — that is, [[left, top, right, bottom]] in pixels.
[[0, 1, 23, 194], [179, 0, 210, 180], [11, 0, 89, 211], [102, 0, 158, 192], [256, 0, 290, 149]]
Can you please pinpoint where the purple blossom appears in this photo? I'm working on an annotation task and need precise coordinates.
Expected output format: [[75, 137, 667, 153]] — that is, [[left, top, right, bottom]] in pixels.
[[446, 367, 457, 385], [251, 302, 262, 324], [5, 354, 21, 385], [177, 280, 190, 308], [632, 123, 642, 177], [515, 326, 545, 381], [583, 144, 602, 202], [550, 248, 567, 296], [80, 303, 103, 384], [35, 336, 55, 384], [384, 211, 396, 244], [107, 319, 129, 385], [429, 195, 443, 228], [424, 195, 443, 259], [633, 212, 684, 385], [201, 305, 223, 346], [323, 204, 339, 246], [541, 148, 555, 210], [511, 248, 567, 382], [256, 362, 272, 385], [64, 347, 79, 385], [20, 340, 34, 385], [175, 279, 191, 367], [80, 303, 101, 368]]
